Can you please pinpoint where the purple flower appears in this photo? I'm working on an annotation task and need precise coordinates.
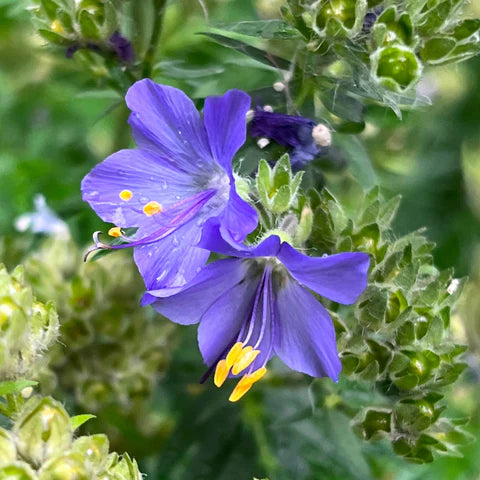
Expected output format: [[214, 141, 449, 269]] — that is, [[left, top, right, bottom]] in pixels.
[[249, 109, 332, 168], [143, 224, 370, 402], [81, 80, 258, 292]]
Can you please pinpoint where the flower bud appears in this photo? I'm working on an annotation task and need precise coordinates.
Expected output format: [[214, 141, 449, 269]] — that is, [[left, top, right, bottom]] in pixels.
[[372, 7, 414, 46], [13, 397, 73, 467], [107, 454, 142, 480], [256, 154, 303, 214], [71, 434, 109, 472], [371, 45, 422, 91], [0, 265, 58, 381], [38, 453, 88, 480], [314, 0, 367, 38]]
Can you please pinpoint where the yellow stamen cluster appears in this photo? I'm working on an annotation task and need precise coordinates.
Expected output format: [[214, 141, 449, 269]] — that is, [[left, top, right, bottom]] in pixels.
[[119, 189, 133, 201], [143, 201, 163, 216], [213, 342, 265, 402], [108, 227, 122, 238]]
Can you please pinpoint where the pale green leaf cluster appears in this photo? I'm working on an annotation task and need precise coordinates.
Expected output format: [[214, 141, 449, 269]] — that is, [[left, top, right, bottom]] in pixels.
[[308, 187, 470, 463]]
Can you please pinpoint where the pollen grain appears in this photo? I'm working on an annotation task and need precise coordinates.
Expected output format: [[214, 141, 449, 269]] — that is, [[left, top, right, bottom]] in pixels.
[[119, 189, 133, 201], [108, 227, 122, 238], [143, 201, 163, 216]]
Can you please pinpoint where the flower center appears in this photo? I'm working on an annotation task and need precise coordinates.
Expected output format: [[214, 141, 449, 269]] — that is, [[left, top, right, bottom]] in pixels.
[[203, 170, 231, 215], [211, 266, 274, 402]]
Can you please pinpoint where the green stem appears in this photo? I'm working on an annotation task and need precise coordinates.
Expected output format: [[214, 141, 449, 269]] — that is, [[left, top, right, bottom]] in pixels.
[[243, 396, 279, 478], [112, 104, 132, 152], [141, 0, 168, 79]]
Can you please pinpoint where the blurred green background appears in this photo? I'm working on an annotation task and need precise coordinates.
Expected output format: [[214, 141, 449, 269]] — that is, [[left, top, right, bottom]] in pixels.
[[2, 0, 480, 478]]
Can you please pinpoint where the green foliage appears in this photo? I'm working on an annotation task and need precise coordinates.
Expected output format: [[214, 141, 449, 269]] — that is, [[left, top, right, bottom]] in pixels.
[[256, 154, 304, 214], [203, 0, 480, 119], [0, 395, 143, 479], [7, 235, 177, 453], [308, 186, 471, 463], [0, 265, 58, 382]]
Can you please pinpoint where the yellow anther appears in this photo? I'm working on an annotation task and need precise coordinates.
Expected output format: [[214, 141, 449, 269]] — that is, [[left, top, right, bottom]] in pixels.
[[228, 367, 267, 403], [108, 227, 122, 238], [231, 347, 260, 375], [50, 20, 64, 34], [143, 201, 163, 216], [229, 375, 253, 402], [214, 359, 230, 388], [226, 342, 244, 368], [248, 367, 267, 383], [119, 189, 133, 201]]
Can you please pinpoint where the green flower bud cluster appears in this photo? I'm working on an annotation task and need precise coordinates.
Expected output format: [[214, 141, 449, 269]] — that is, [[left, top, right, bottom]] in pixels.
[[0, 264, 58, 382], [20, 236, 175, 418], [0, 395, 143, 479], [308, 187, 470, 463], [31, 0, 126, 57], [282, 0, 480, 93]]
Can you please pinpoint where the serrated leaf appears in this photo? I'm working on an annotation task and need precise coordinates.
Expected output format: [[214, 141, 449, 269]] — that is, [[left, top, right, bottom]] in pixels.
[[70, 414, 96, 431], [0, 380, 37, 396]]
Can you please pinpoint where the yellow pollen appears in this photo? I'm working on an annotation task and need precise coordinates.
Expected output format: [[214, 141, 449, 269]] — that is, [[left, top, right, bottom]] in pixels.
[[226, 342, 244, 368], [143, 201, 163, 216], [214, 359, 230, 388], [108, 227, 122, 238], [228, 368, 267, 402], [119, 189, 133, 201], [50, 20, 64, 34], [232, 347, 260, 375]]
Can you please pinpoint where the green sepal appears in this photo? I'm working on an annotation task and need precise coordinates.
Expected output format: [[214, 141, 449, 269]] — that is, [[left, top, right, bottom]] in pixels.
[[70, 414, 96, 431], [38, 29, 70, 46], [256, 155, 304, 214], [78, 10, 101, 40], [41, 0, 60, 20]]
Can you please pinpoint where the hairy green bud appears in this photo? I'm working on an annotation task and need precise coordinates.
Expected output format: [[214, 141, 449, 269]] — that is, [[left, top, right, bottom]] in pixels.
[[371, 45, 422, 91], [0, 395, 143, 479], [0, 265, 58, 381], [256, 154, 303, 214], [13, 397, 72, 468]]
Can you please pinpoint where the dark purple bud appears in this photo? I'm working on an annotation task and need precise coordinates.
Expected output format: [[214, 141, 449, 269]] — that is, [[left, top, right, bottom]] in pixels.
[[108, 31, 135, 63], [249, 108, 331, 168], [362, 6, 383, 33], [65, 44, 79, 59]]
